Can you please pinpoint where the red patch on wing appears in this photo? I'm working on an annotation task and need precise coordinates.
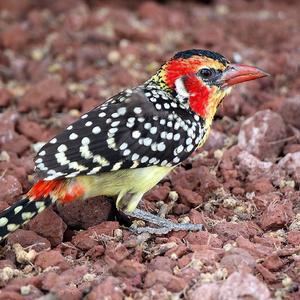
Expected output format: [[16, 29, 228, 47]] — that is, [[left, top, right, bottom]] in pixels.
[[27, 179, 84, 203], [184, 74, 210, 117], [27, 180, 63, 200], [165, 58, 201, 88]]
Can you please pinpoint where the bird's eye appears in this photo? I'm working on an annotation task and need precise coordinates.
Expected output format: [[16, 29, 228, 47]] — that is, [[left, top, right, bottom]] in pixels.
[[198, 68, 214, 79]]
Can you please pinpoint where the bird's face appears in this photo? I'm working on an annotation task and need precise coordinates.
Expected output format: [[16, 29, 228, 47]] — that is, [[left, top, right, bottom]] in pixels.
[[154, 50, 269, 120]]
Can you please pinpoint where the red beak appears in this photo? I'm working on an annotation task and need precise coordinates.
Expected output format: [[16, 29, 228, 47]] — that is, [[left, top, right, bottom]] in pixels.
[[221, 64, 270, 88]]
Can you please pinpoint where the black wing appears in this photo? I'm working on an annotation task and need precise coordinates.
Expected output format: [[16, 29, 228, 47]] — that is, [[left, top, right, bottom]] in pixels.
[[35, 87, 203, 180]]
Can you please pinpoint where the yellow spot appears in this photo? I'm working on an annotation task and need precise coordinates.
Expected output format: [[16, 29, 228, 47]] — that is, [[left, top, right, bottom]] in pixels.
[[0, 217, 8, 227], [21, 212, 34, 220], [112, 162, 123, 171], [14, 206, 23, 214], [7, 224, 20, 232]]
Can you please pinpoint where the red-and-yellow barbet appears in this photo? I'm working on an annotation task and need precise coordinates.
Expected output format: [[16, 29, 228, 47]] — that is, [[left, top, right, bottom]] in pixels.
[[0, 49, 269, 239]]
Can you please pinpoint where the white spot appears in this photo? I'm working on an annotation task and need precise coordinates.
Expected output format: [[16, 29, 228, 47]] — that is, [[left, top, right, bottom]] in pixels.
[[160, 119, 166, 125], [69, 133, 78, 140], [55, 152, 69, 166], [37, 163, 48, 171], [145, 92, 152, 97], [132, 130, 141, 139], [173, 157, 180, 163], [58, 144, 67, 152], [87, 166, 102, 175], [22, 212, 34, 220], [161, 131, 167, 139], [173, 133, 181, 141], [85, 121, 92, 127], [144, 123, 151, 130], [132, 153, 139, 160], [50, 138, 57, 144], [111, 112, 119, 118], [174, 145, 184, 155], [35, 202, 45, 209], [108, 128, 118, 134], [141, 156, 149, 163], [35, 158, 43, 164], [157, 142, 166, 152], [98, 112, 106, 117], [175, 77, 189, 99], [166, 133, 173, 140], [150, 127, 157, 134], [67, 125, 73, 130], [92, 126, 101, 134], [123, 149, 131, 156], [82, 137, 90, 145], [81, 114, 88, 119], [106, 118, 112, 124], [161, 160, 168, 166], [120, 143, 128, 150], [0, 217, 8, 227], [186, 137, 193, 145], [111, 121, 120, 127], [167, 121, 173, 127], [117, 107, 127, 115], [164, 103, 170, 109], [143, 138, 152, 146], [170, 102, 178, 108], [134, 107, 142, 114], [186, 144, 194, 152], [155, 103, 162, 110], [39, 150, 46, 156]]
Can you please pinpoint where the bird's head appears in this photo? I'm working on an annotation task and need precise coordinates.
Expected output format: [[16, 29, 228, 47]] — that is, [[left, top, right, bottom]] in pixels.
[[152, 49, 269, 121]]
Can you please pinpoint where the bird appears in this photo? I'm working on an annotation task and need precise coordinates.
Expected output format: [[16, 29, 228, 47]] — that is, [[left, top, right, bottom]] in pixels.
[[0, 49, 269, 240]]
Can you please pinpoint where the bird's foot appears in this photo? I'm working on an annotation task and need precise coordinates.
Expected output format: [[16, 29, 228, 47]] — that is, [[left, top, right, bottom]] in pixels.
[[127, 208, 203, 235]]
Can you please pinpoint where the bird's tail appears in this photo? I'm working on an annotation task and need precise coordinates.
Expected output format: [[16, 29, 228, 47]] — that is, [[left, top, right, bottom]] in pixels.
[[0, 179, 84, 242]]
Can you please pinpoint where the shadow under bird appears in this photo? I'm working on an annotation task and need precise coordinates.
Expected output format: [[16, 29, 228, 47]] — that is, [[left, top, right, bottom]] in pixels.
[[0, 49, 269, 239]]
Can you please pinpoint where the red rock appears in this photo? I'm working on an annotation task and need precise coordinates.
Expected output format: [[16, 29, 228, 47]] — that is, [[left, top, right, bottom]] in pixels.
[[0, 259, 15, 269], [144, 270, 186, 293], [219, 271, 271, 299], [185, 231, 223, 248], [0, 291, 24, 300], [260, 200, 294, 230], [213, 221, 261, 242], [262, 254, 284, 271], [254, 193, 280, 211], [105, 244, 130, 262], [202, 129, 227, 151], [0, 89, 12, 107], [35, 250, 70, 270], [256, 264, 277, 284], [57, 196, 111, 229], [72, 221, 119, 250], [144, 185, 170, 202], [27, 208, 67, 247], [86, 276, 123, 300], [0, 175, 22, 204], [245, 178, 275, 194], [283, 144, 300, 155], [42, 266, 87, 297], [238, 110, 287, 160], [188, 282, 220, 300], [287, 231, 300, 246], [148, 256, 175, 273], [193, 247, 224, 265], [220, 248, 256, 274], [19, 77, 67, 115], [17, 119, 46, 142], [85, 245, 105, 259], [236, 236, 272, 259], [176, 186, 203, 207], [7, 229, 50, 252], [279, 96, 300, 129], [278, 151, 300, 175], [111, 259, 146, 278], [1, 24, 28, 51]]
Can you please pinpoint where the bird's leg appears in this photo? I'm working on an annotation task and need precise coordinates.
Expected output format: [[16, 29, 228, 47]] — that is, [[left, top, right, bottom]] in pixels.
[[127, 208, 204, 235]]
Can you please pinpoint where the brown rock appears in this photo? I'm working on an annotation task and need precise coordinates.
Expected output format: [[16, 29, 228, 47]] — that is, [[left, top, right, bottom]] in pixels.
[[245, 178, 274, 194], [256, 264, 278, 284], [0, 175, 22, 204], [1, 24, 28, 51], [72, 221, 119, 250], [0, 89, 12, 107], [262, 254, 284, 271], [218, 271, 271, 300], [238, 110, 286, 160], [260, 200, 294, 230], [144, 270, 186, 293], [57, 196, 111, 229], [85, 245, 105, 259], [144, 185, 170, 202], [279, 96, 300, 129], [7, 229, 50, 252], [17, 119, 46, 142], [27, 208, 67, 247], [87, 276, 123, 300], [176, 186, 203, 207], [111, 259, 146, 278], [35, 250, 70, 270], [220, 248, 256, 274], [287, 231, 300, 246]]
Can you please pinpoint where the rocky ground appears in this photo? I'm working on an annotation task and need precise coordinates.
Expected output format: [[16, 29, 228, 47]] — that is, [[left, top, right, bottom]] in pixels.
[[0, 0, 300, 299]]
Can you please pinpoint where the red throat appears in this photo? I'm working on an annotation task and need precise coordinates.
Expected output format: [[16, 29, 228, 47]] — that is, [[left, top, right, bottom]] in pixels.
[[165, 59, 210, 118]]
